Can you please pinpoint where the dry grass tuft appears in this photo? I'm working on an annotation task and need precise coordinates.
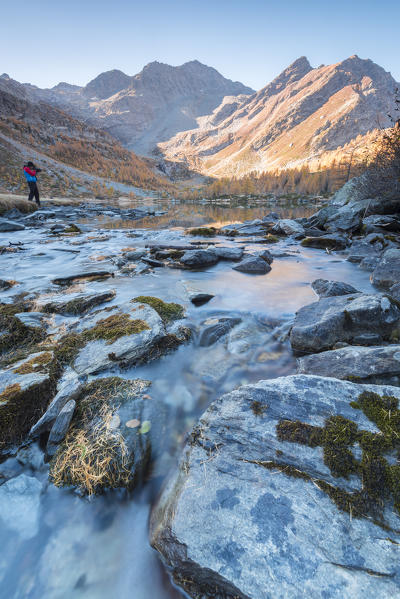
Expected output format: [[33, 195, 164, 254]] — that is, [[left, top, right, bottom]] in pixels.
[[0, 196, 37, 216], [50, 404, 131, 495]]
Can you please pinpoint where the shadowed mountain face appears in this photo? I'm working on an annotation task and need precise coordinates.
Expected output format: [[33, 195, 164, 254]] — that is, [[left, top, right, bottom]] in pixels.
[[17, 61, 254, 156], [158, 55, 400, 176]]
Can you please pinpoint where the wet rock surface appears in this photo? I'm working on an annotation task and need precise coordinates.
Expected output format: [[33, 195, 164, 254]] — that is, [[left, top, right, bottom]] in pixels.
[[311, 279, 360, 298], [150, 375, 400, 599], [232, 255, 271, 274], [372, 248, 400, 289]]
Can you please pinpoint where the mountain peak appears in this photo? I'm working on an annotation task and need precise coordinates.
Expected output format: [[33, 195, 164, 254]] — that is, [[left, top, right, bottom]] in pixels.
[[83, 69, 131, 99]]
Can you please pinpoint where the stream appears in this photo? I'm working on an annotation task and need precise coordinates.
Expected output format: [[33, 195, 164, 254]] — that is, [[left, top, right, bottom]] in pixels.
[[0, 196, 376, 599]]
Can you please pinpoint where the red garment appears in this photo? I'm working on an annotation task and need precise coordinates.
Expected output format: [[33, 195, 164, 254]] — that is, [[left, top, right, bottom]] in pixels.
[[24, 166, 36, 176]]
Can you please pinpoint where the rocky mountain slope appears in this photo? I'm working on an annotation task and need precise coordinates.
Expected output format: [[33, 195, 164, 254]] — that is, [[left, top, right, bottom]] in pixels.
[[0, 75, 171, 196], [159, 55, 399, 177], [18, 61, 254, 156]]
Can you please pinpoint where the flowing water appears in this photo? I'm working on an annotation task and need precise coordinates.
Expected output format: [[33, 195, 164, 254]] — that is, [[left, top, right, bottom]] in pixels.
[[0, 197, 376, 599]]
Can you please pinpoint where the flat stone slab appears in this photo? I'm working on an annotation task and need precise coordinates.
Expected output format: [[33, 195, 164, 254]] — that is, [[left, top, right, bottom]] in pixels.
[[52, 271, 114, 285], [0, 218, 25, 231], [311, 279, 359, 298], [151, 375, 400, 599]]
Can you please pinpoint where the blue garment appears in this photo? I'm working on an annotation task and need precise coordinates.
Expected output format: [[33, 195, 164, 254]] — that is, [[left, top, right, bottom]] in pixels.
[[24, 170, 37, 182]]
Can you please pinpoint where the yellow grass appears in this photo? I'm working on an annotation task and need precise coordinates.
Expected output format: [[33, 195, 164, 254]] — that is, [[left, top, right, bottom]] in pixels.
[[0, 194, 38, 216]]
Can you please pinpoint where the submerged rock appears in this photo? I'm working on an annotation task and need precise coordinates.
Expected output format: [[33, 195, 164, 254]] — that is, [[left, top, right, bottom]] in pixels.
[[290, 293, 400, 354], [232, 256, 271, 274], [298, 344, 400, 385], [0, 474, 42, 540], [49, 377, 165, 494], [199, 317, 241, 347], [151, 375, 400, 599], [190, 293, 214, 306], [311, 279, 359, 298]]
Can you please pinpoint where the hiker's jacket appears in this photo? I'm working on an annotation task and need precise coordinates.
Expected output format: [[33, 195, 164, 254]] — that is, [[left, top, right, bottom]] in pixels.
[[23, 166, 37, 183]]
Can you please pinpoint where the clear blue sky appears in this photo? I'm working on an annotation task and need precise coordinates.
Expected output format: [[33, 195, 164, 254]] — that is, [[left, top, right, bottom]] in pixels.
[[2, 0, 399, 90]]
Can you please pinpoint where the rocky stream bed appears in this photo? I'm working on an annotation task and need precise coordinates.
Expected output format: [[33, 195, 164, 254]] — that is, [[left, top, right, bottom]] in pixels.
[[1, 185, 400, 598]]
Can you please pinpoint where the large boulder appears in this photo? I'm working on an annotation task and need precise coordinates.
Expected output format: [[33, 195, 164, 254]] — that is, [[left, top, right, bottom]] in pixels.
[[0, 351, 57, 449], [290, 293, 400, 354], [372, 249, 400, 289], [151, 375, 400, 599], [49, 377, 166, 494], [232, 256, 271, 274], [311, 279, 359, 298], [298, 344, 400, 385]]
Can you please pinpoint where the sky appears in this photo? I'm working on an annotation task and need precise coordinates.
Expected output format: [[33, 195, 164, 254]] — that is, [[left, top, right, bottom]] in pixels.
[[2, 0, 400, 90]]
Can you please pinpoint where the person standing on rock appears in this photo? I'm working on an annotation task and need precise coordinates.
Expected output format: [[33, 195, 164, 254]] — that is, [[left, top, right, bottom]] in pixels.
[[23, 161, 41, 206]]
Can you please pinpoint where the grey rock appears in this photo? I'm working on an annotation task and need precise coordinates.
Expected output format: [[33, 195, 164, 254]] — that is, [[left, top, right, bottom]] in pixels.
[[151, 375, 400, 599], [0, 279, 16, 290], [190, 293, 214, 306], [14, 312, 44, 328], [346, 240, 382, 263], [363, 214, 400, 232], [214, 246, 243, 261], [272, 218, 305, 238], [124, 249, 148, 261], [301, 234, 347, 250], [142, 257, 165, 267], [30, 368, 83, 438], [298, 344, 400, 385], [359, 256, 380, 271], [46, 400, 76, 458], [256, 248, 273, 264], [233, 256, 271, 274], [180, 249, 218, 268], [0, 474, 42, 540], [389, 283, 400, 301], [0, 218, 25, 232], [372, 248, 400, 289], [290, 293, 400, 353], [199, 317, 241, 347], [311, 279, 359, 298]]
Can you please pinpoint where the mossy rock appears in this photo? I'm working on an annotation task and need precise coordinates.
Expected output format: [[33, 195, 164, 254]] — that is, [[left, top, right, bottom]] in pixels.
[[133, 296, 184, 323], [186, 227, 218, 237], [0, 350, 59, 450], [264, 234, 279, 243], [0, 302, 46, 357]]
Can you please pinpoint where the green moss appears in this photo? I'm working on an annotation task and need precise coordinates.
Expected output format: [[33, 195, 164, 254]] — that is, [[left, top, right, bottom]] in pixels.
[[133, 296, 184, 322], [63, 224, 81, 234], [264, 234, 279, 243], [276, 419, 323, 447], [187, 227, 218, 237], [251, 400, 268, 417], [274, 390, 400, 525], [85, 314, 149, 344], [0, 302, 46, 355]]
